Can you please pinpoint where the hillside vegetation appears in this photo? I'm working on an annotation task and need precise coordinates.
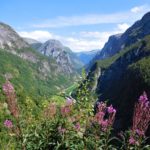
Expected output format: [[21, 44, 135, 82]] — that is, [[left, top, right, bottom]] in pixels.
[[0, 49, 74, 103]]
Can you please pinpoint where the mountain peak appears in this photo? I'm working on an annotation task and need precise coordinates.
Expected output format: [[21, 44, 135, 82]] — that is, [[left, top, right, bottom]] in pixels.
[[141, 11, 150, 21], [38, 39, 74, 73], [89, 11, 150, 68], [0, 22, 29, 50], [45, 39, 63, 48]]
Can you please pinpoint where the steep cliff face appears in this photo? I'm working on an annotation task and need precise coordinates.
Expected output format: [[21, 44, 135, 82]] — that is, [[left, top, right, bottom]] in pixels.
[[87, 12, 150, 92], [86, 38, 150, 132], [64, 47, 84, 69], [89, 12, 150, 69], [0, 22, 29, 50], [84, 12, 150, 131], [38, 39, 84, 73], [38, 39, 73, 73], [96, 36, 150, 130], [120, 12, 150, 48], [96, 34, 122, 59], [86, 62, 102, 92], [87, 34, 121, 70]]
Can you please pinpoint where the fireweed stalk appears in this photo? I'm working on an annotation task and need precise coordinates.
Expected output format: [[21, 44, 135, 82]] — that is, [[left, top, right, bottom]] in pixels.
[[2, 80, 25, 149], [129, 92, 150, 147], [93, 102, 116, 149], [95, 102, 116, 131], [2, 80, 19, 118]]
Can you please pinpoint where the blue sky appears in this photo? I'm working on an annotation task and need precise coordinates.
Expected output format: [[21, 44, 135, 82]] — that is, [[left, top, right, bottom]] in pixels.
[[1, 0, 150, 51]]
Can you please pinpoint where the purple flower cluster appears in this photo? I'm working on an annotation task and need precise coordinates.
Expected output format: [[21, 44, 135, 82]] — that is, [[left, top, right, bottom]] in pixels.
[[4, 119, 13, 128], [129, 136, 139, 145], [2, 81, 14, 94], [66, 97, 73, 106], [74, 122, 80, 131], [61, 98, 74, 116], [129, 92, 150, 145], [139, 92, 148, 103], [107, 105, 116, 114], [2, 81, 19, 118], [61, 106, 71, 116], [94, 102, 116, 131]]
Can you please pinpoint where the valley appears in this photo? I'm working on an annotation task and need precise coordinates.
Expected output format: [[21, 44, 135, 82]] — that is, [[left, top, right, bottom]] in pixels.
[[0, 1, 150, 149]]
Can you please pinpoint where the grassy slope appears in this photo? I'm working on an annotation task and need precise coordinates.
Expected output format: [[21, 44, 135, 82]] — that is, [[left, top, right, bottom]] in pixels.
[[0, 49, 74, 103]]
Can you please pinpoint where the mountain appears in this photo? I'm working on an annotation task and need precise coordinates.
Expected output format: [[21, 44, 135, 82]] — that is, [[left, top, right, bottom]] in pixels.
[[89, 11, 150, 70], [38, 39, 73, 73], [97, 36, 150, 130], [76, 50, 98, 65], [0, 22, 77, 102], [23, 37, 42, 49], [83, 12, 150, 131], [63, 46, 84, 69], [94, 34, 122, 59], [38, 39, 83, 72], [0, 22, 29, 49]]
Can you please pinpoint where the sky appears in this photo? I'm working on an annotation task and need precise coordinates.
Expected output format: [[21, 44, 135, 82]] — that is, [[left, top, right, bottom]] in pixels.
[[1, 0, 150, 52]]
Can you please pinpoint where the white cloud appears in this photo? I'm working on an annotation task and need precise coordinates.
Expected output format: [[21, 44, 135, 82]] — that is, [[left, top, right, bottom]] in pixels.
[[131, 5, 150, 13], [18, 30, 57, 42], [31, 12, 134, 28], [18, 4, 150, 52], [62, 37, 101, 51], [18, 30, 105, 51], [31, 5, 150, 29], [18, 18, 132, 52], [79, 31, 111, 39], [18, 29, 119, 52], [18, 21, 130, 52], [117, 23, 130, 32], [131, 6, 144, 13], [74, 23, 130, 51]]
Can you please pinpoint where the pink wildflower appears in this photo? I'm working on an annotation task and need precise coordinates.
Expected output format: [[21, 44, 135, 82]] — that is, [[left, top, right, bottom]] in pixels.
[[101, 120, 108, 131], [97, 102, 107, 112], [135, 129, 144, 136], [145, 101, 149, 108], [101, 120, 108, 127], [107, 105, 116, 114], [61, 106, 71, 116], [138, 91, 148, 103], [129, 137, 136, 145], [66, 97, 73, 106], [4, 119, 13, 128], [108, 109, 116, 126], [95, 111, 105, 124], [95, 102, 116, 131], [2, 81, 19, 118], [3, 81, 14, 94], [74, 122, 80, 131], [132, 92, 150, 136]]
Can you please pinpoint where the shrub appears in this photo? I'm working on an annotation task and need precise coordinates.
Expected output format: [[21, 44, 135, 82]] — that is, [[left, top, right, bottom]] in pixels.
[[1, 81, 150, 149]]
